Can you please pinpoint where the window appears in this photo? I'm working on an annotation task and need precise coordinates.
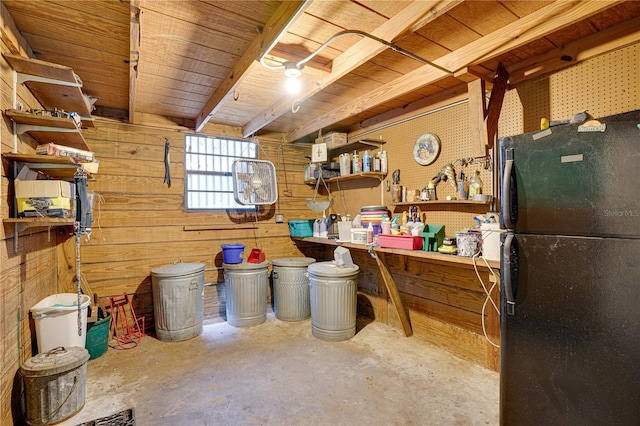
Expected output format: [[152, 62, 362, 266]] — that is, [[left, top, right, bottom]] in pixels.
[[184, 135, 258, 210]]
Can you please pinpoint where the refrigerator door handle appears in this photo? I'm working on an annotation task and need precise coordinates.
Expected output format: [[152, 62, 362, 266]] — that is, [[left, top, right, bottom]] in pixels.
[[502, 148, 515, 229], [503, 232, 516, 316]]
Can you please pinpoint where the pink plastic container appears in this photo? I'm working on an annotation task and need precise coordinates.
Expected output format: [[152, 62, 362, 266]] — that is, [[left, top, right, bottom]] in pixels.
[[379, 235, 423, 250]]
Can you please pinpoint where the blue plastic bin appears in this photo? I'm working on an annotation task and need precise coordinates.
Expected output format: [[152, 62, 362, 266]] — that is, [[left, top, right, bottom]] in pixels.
[[221, 244, 245, 264]]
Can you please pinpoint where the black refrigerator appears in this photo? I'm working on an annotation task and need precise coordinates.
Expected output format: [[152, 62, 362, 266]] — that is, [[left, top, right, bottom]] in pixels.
[[499, 110, 640, 425]]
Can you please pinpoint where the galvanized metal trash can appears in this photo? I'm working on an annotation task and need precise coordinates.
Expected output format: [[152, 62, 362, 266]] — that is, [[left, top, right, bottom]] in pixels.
[[21, 346, 90, 426], [308, 261, 360, 342], [224, 260, 269, 327], [272, 257, 315, 321], [151, 262, 205, 342]]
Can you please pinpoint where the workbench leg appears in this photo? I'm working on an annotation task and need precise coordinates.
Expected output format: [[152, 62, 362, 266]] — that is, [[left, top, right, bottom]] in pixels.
[[375, 252, 413, 337]]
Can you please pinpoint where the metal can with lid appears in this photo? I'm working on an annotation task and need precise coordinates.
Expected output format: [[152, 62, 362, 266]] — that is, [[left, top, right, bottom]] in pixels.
[[151, 261, 205, 341], [308, 261, 360, 341], [21, 346, 90, 426]]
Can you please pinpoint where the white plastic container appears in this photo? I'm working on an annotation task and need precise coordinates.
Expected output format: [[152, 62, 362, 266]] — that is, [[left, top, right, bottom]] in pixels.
[[481, 222, 505, 261], [30, 294, 91, 354], [351, 228, 368, 244]]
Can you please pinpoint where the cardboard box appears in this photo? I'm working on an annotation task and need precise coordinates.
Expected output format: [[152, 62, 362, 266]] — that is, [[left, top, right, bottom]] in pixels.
[[16, 180, 75, 217], [322, 132, 347, 149]]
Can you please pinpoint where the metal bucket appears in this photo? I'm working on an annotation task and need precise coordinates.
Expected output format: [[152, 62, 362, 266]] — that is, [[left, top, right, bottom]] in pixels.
[[21, 346, 90, 426], [224, 260, 269, 327], [151, 262, 205, 341], [272, 257, 315, 321], [308, 261, 359, 341]]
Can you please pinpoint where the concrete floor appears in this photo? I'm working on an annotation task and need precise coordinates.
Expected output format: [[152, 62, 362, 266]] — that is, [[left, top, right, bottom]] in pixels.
[[60, 316, 499, 426]]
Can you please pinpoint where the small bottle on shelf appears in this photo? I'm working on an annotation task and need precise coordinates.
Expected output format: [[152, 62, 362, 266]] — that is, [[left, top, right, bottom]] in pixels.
[[363, 150, 371, 172], [380, 151, 388, 173], [352, 151, 360, 174], [469, 170, 483, 198]]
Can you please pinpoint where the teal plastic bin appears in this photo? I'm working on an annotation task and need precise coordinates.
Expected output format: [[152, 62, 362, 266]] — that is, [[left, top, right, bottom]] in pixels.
[[288, 220, 314, 237], [422, 224, 445, 251]]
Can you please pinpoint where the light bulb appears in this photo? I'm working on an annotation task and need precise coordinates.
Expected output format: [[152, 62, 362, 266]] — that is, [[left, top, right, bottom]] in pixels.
[[284, 76, 301, 94]]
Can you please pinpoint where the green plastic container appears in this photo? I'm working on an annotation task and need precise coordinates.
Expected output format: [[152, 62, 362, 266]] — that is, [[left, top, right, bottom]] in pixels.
[[85, 314, 111, 360]]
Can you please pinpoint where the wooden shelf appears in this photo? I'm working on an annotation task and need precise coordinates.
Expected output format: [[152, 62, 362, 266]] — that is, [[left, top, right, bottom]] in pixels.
[[2, 153, 93, 180], [4, 110, 90, 151], [327, 138, 386, 157], [3, 53, 94, 127], [391, 200, 491, 207], [308, 171, 387, 184], [3, 217, 74, 233]]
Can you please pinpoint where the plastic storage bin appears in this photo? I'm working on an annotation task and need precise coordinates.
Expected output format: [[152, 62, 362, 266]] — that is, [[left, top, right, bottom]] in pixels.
[[151, 262, 205, 341], [288, 220, 314, 237], [30, 294, 91, 354], [224, 260, 269, 327], [85, 314, 111, 360], [379, 234, 423, 250], [221, 243, 245, 264], [272, 257, 315, 321], [308, 261, 360, 342], [21, 346, 90, 426]]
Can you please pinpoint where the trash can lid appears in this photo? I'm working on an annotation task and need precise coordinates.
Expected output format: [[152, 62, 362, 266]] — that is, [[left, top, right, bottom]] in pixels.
[[151, 262, 205, 277], [21, 346, 89, 376], [272, 257, 315, 267], [308, 261, 359, 277], [223, 260, 269, 270]]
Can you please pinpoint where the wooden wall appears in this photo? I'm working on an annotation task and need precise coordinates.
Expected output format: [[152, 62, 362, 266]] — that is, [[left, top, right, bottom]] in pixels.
[[68, 121, 319, 328]]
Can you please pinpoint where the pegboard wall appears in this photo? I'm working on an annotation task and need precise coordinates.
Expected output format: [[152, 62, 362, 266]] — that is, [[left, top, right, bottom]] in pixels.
[[499, 43, 639, 137], [335, 43, 639, 237]]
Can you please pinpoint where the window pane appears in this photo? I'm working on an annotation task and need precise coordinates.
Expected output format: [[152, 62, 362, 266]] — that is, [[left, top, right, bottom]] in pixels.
[[184, 135, 257, 210]]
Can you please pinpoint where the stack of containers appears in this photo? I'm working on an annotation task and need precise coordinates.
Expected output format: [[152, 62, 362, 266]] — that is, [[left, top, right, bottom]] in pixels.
[[359, 205, 389, 237]]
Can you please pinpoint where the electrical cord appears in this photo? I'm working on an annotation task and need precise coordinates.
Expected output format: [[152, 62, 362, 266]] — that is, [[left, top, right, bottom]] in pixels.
[[473, 252, 501, 348]]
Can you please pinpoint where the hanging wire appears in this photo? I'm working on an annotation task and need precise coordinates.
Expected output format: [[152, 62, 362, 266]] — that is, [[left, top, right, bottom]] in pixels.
[[259, 29, 455, 75]]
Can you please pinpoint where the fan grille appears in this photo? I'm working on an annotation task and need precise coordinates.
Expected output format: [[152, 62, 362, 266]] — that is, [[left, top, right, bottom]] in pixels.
[[232, 160, 278, 205]]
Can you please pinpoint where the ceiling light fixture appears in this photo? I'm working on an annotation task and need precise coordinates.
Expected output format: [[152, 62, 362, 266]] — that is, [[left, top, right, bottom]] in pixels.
[[283, 61, 303, 94]]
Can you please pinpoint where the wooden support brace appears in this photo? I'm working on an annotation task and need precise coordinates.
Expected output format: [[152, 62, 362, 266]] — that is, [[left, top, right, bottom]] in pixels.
[[468, 62, 509, 157], [374, 252, 413, 337]]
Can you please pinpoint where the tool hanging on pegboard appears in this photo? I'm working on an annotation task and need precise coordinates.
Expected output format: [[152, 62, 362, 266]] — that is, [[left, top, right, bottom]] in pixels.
[[163, 137, 171, 188]]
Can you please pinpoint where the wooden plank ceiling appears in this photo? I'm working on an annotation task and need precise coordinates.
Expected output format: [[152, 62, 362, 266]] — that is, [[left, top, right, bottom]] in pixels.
[[4, 0, 640, 142]]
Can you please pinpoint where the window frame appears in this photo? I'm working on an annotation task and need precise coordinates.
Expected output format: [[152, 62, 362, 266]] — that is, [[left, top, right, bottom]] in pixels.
[[183, 134, 258, 211]]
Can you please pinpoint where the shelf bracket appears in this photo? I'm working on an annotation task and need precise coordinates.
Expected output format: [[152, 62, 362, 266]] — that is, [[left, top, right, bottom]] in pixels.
[[17, 72, 82, 88]]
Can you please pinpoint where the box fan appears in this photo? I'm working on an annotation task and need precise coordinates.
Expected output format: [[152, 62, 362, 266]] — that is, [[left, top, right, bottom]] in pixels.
[[232, 160, 278, 205]]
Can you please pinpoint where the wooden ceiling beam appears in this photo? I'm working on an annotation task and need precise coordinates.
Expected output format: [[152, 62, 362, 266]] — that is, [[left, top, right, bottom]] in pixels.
[[194, 0, 309, 133], [287, 0, 624, 142], [508, 14, 640, 86], [242, 0, 463, 138]]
